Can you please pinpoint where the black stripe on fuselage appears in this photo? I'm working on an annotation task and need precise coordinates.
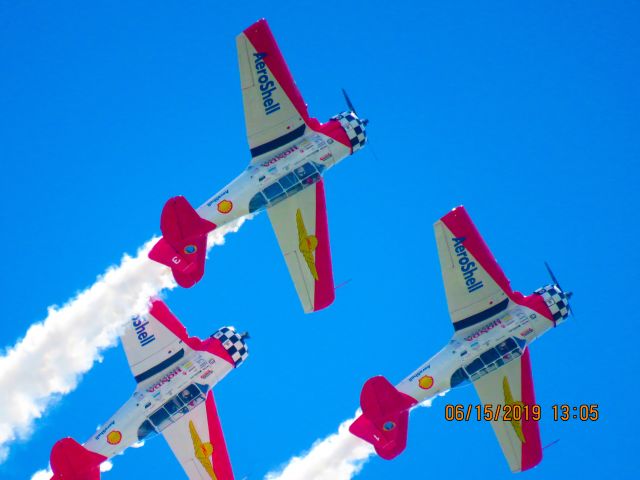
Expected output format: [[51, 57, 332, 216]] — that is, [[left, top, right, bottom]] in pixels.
[[453, 298, 510, 332], [135, 349, 185, 383], [250, 124, 306, 158]]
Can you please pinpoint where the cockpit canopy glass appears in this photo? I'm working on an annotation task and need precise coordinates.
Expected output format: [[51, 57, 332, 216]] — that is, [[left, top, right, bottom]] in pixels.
[[137, 383, 208, 440], [248, 161, 325, 213]]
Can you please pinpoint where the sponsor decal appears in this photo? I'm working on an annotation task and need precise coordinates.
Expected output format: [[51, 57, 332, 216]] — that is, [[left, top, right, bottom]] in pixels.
[[200, 369, 213, 380], [520, 327, 534, 337], [147, 367, 183, 393], [464, 319, 503, 342], [183, 244, 197, 254], [217, 200, 233, 214], [383, 421, 396, 431], [107, 430, 122, 445], [189, 420, 217, 479], [253, 53, 281, 115], [408, 365, 431, 382], [206, 189, 229, 207], [319, 153, 332, 162], [452, 237, 484, 293], [503, 376, 526, 442], [296, 209, 319, 280], [132, 316, 155, 347], [261, 145, 298, 167], [95, 421, 115, 441], [418, 375, 434, 390]]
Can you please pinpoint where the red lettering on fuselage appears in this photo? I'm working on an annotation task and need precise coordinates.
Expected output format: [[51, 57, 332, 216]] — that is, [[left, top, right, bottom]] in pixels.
[[261, 145, 298, 167], [146, 367, 183, 393], [464, 319, 502, 342]]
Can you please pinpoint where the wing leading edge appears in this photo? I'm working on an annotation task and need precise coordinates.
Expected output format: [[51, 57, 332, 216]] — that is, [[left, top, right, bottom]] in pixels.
[[162, 390, 235, 480], [267, 179, 334, 313], [237, 19, 311, 163], [434, 206, 516, 334], [472, 349, 543, 472]]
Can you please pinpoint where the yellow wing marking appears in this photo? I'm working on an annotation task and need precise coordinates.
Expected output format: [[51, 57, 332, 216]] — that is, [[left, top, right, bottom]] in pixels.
[[296, 208, 319, 280], [502, 376, 526, 443], [189, 420, 217, 480]]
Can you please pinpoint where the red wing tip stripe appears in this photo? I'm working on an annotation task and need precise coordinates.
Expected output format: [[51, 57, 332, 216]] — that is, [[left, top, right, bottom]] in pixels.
[[440, 205, 467, 222]]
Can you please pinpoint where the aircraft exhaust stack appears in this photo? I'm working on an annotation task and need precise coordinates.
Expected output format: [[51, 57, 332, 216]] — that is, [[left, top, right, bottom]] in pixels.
[[50, 437, 106, 480], [349, 376, 417, 460]]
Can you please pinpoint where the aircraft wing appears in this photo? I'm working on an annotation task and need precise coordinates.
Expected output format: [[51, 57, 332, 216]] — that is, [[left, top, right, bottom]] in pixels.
[[267, 179, 335, 313], [472, 349, 543, 472], [434, 206, 515, 334], [120, 300, 195, 385], [120, 300, 235, 386], [236, 19, 312, 164], [161, 390, 235, 480]]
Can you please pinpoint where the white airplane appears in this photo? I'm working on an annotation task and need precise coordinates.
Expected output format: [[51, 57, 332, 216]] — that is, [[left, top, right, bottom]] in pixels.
[[48, 300, 249, 480], [349, 206, 573, 473], [148, 19, 367, 313]]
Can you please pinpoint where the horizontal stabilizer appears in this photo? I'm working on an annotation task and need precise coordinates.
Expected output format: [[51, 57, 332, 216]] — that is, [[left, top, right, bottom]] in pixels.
[[349, 376, 417, 460], [50, 438, 106, 480], [148, 196, 216, 288]]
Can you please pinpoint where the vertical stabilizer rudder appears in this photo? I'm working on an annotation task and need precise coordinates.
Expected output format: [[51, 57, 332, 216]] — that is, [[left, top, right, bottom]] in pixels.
[[349, 376, 417, 460]]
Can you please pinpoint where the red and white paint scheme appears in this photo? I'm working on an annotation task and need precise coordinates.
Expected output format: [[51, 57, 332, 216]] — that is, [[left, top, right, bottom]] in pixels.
[[350, 206, 572, 473], [148, 19, 367, 313], [49, 300, 249, 480]]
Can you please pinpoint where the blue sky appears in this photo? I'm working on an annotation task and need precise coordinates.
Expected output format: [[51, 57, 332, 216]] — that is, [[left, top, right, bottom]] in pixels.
[[1, 1, 638, 478]]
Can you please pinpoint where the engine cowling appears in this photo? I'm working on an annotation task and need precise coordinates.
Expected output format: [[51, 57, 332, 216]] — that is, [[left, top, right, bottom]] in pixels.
[[330, 111, 367, 153], [211, 327, 249, 367], [534, 284, 570, 325]]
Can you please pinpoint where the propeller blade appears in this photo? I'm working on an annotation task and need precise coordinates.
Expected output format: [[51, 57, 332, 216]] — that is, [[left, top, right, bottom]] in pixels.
[[544, 261, 563, 290], [341, 88, 358, 116], [544, 261, 574, 317]]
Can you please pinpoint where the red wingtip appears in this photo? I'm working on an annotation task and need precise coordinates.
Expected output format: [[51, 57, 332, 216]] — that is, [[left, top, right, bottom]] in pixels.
[[50, 438, 106, 480]]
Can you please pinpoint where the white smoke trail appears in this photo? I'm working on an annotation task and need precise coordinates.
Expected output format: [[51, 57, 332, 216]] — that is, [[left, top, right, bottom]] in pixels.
[[0, 219, 247, 465], [265, 395, 446, 480], [264, 413, 373, 480]]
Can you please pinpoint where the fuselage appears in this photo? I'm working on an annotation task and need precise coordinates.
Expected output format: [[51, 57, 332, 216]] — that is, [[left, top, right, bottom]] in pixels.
[[194, 120, 357, 227], [396, 295, 556, 403], [83, 338, 235, 459]]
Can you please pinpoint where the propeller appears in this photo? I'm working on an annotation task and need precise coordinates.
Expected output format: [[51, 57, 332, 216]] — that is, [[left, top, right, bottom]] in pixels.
[[544, 261, 574, 315], [341, 89, 369, 125]]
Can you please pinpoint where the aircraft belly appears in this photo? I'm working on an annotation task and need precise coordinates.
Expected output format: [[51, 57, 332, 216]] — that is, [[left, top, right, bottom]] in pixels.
[[83, 397, 142, 459], [396, 350, 459, 403]]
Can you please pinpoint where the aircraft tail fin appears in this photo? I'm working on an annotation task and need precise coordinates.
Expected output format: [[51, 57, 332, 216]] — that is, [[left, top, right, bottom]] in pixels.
[[148, 196, 216, 288], [50, 438, 106, 480], [349, 376, 417, 460]]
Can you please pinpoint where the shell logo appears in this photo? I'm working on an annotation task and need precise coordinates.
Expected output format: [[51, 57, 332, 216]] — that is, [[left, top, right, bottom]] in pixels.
[[217, 200, 233, 214], [106, 430, 122, 445], [418, 375, 434, 390]]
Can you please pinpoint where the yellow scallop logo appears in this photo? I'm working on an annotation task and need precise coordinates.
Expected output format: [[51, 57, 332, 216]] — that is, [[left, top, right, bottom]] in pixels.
[[106, 430, 122, 445], [217, 200, 233, 214], [418, 375, 434, 390]]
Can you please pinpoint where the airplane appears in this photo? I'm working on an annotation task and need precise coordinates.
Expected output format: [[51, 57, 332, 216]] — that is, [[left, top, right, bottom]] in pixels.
[[48, 299, 249, 480], [147, 18, 368, 313], [349, 206, 573, 473]]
